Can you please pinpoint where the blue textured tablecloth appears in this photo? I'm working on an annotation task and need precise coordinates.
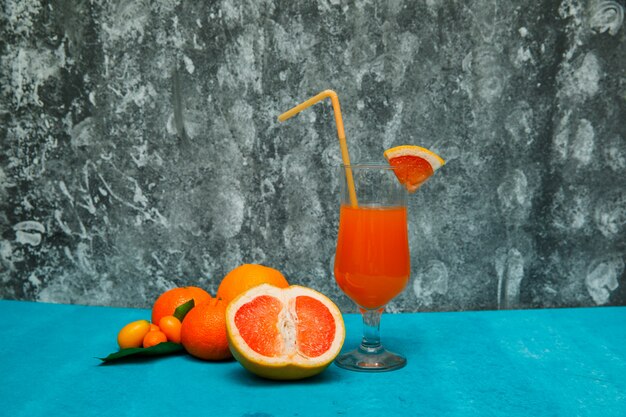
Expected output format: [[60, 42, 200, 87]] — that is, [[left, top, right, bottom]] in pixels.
[[0, 300, 624, 416]]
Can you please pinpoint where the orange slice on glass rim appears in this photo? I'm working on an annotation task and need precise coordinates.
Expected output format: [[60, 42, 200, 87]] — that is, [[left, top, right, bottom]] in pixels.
[[383, 145, 445, 192]]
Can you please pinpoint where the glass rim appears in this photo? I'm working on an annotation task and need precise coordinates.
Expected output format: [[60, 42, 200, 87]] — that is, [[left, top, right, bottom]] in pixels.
[[339, 162, 394, 170]]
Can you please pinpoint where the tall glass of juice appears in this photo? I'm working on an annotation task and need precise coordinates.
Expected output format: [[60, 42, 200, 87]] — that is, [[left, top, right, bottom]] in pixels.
[[334, 163, 410, 371]]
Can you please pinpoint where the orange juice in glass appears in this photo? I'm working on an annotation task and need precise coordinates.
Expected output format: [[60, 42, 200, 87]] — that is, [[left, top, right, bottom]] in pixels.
[[334, 205, 410, 309], [333, 163, 409, 371]]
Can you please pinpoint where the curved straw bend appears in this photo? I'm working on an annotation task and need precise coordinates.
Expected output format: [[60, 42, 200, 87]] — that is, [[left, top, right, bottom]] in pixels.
[[278, 90, 358, 207]]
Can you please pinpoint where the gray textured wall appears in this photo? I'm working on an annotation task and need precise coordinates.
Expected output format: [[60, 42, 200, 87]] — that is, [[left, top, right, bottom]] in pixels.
[[1, 0, 625, 312]]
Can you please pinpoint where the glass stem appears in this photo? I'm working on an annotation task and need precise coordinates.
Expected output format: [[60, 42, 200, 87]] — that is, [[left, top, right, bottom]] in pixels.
[[359, 308, 384, 354]]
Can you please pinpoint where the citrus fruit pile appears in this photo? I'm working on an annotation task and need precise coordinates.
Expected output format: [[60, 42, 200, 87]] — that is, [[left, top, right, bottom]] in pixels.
[[109, 263, 345, 380], [384, 145, 445, 192], [115, 285, 211, 351]]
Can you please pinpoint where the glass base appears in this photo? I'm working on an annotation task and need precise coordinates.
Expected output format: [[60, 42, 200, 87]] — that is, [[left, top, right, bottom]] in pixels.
[[334, 346, 406, 372]]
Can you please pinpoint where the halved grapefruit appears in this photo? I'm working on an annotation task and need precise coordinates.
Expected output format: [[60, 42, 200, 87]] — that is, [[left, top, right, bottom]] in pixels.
[[225, 284, 345, 380], [383, 145, 445, 192]]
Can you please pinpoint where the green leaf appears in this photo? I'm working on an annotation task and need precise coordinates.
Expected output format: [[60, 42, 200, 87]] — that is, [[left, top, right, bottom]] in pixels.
[[173, 299, 195, 322], [98, 342, 184, 363]]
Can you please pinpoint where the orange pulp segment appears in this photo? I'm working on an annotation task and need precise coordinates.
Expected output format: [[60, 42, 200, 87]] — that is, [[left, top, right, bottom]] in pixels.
[[383, 145, 445, 192], [234, 295, 283, 357], [233, 294, 336, 358], [295, 296, 336, 358]]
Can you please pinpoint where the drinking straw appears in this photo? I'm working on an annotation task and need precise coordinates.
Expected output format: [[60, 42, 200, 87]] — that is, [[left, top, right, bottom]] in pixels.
[[278, 90, 358, 207]]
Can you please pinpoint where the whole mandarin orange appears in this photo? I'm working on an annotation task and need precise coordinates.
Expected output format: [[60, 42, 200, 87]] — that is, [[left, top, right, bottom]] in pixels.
[[216, 264, 288, 304], [151, 286, 212, 325], [181, 298, 231, 361]]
